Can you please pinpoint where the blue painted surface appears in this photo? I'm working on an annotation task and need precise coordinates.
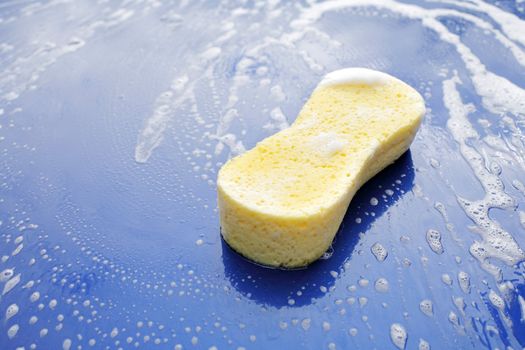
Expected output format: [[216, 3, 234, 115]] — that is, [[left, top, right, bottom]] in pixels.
[[1, 1, 525, 349]]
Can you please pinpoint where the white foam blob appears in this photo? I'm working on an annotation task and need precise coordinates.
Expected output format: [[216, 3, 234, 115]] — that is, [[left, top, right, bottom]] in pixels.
[[318, 68, 391, 88]]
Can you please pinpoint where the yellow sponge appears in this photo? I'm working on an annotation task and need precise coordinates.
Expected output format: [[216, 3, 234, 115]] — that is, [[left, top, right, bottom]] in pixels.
[[217, 68, 425, 268]]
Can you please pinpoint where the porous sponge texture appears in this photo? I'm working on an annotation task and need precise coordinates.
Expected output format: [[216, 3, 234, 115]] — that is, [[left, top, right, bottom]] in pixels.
[[218, 70, 425, 268]]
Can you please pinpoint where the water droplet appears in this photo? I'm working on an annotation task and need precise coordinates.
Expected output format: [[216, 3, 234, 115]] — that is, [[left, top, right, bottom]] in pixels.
[[458, 271, 470, 294], [7, 324, 19, 339], [3, 273, 21, 295], [0, 268, 14, 282], [30, 291, 40, 302], [390, 323, 407, 349], [419, 299, 433, 317], [441, 274, 452, 286], [5, 303, 19, 321], [488, 290, 505, 310], [63, 338, 72, 350], [301, 318, 311, 331], [110, 327, 119, 338], [371, 242, 388, 262], [374, 278, 389, 293], [425, 229, 443, 254], [419, 338, 431, 350]]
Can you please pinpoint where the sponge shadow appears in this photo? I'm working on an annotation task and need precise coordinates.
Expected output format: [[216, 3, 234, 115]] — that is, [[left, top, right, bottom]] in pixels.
[[221, 151, 416, 308]]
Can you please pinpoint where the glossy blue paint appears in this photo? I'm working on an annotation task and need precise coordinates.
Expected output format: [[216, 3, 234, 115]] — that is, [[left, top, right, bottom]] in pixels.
[[1, 1, 525, 349]]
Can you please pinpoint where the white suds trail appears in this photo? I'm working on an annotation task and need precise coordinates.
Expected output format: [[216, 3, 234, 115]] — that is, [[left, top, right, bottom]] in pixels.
[[443, 73, 525, 280]]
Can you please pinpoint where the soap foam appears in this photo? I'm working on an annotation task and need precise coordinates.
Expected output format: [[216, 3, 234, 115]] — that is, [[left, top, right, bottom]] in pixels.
[[318, 68, 391, 88], [308, 131, 348, 157], [443, 74, 525, 280]]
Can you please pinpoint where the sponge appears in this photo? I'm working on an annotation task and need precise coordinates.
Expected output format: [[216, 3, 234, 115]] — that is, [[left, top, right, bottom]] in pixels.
[[217, 68, 425, 268]]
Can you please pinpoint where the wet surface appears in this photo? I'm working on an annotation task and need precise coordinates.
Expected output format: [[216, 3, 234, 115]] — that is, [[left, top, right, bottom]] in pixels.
[[1, 0, 525, 349]]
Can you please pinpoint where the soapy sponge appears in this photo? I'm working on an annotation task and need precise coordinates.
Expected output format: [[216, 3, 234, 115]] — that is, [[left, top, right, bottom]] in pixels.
[[217, 68, 425, 268]]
